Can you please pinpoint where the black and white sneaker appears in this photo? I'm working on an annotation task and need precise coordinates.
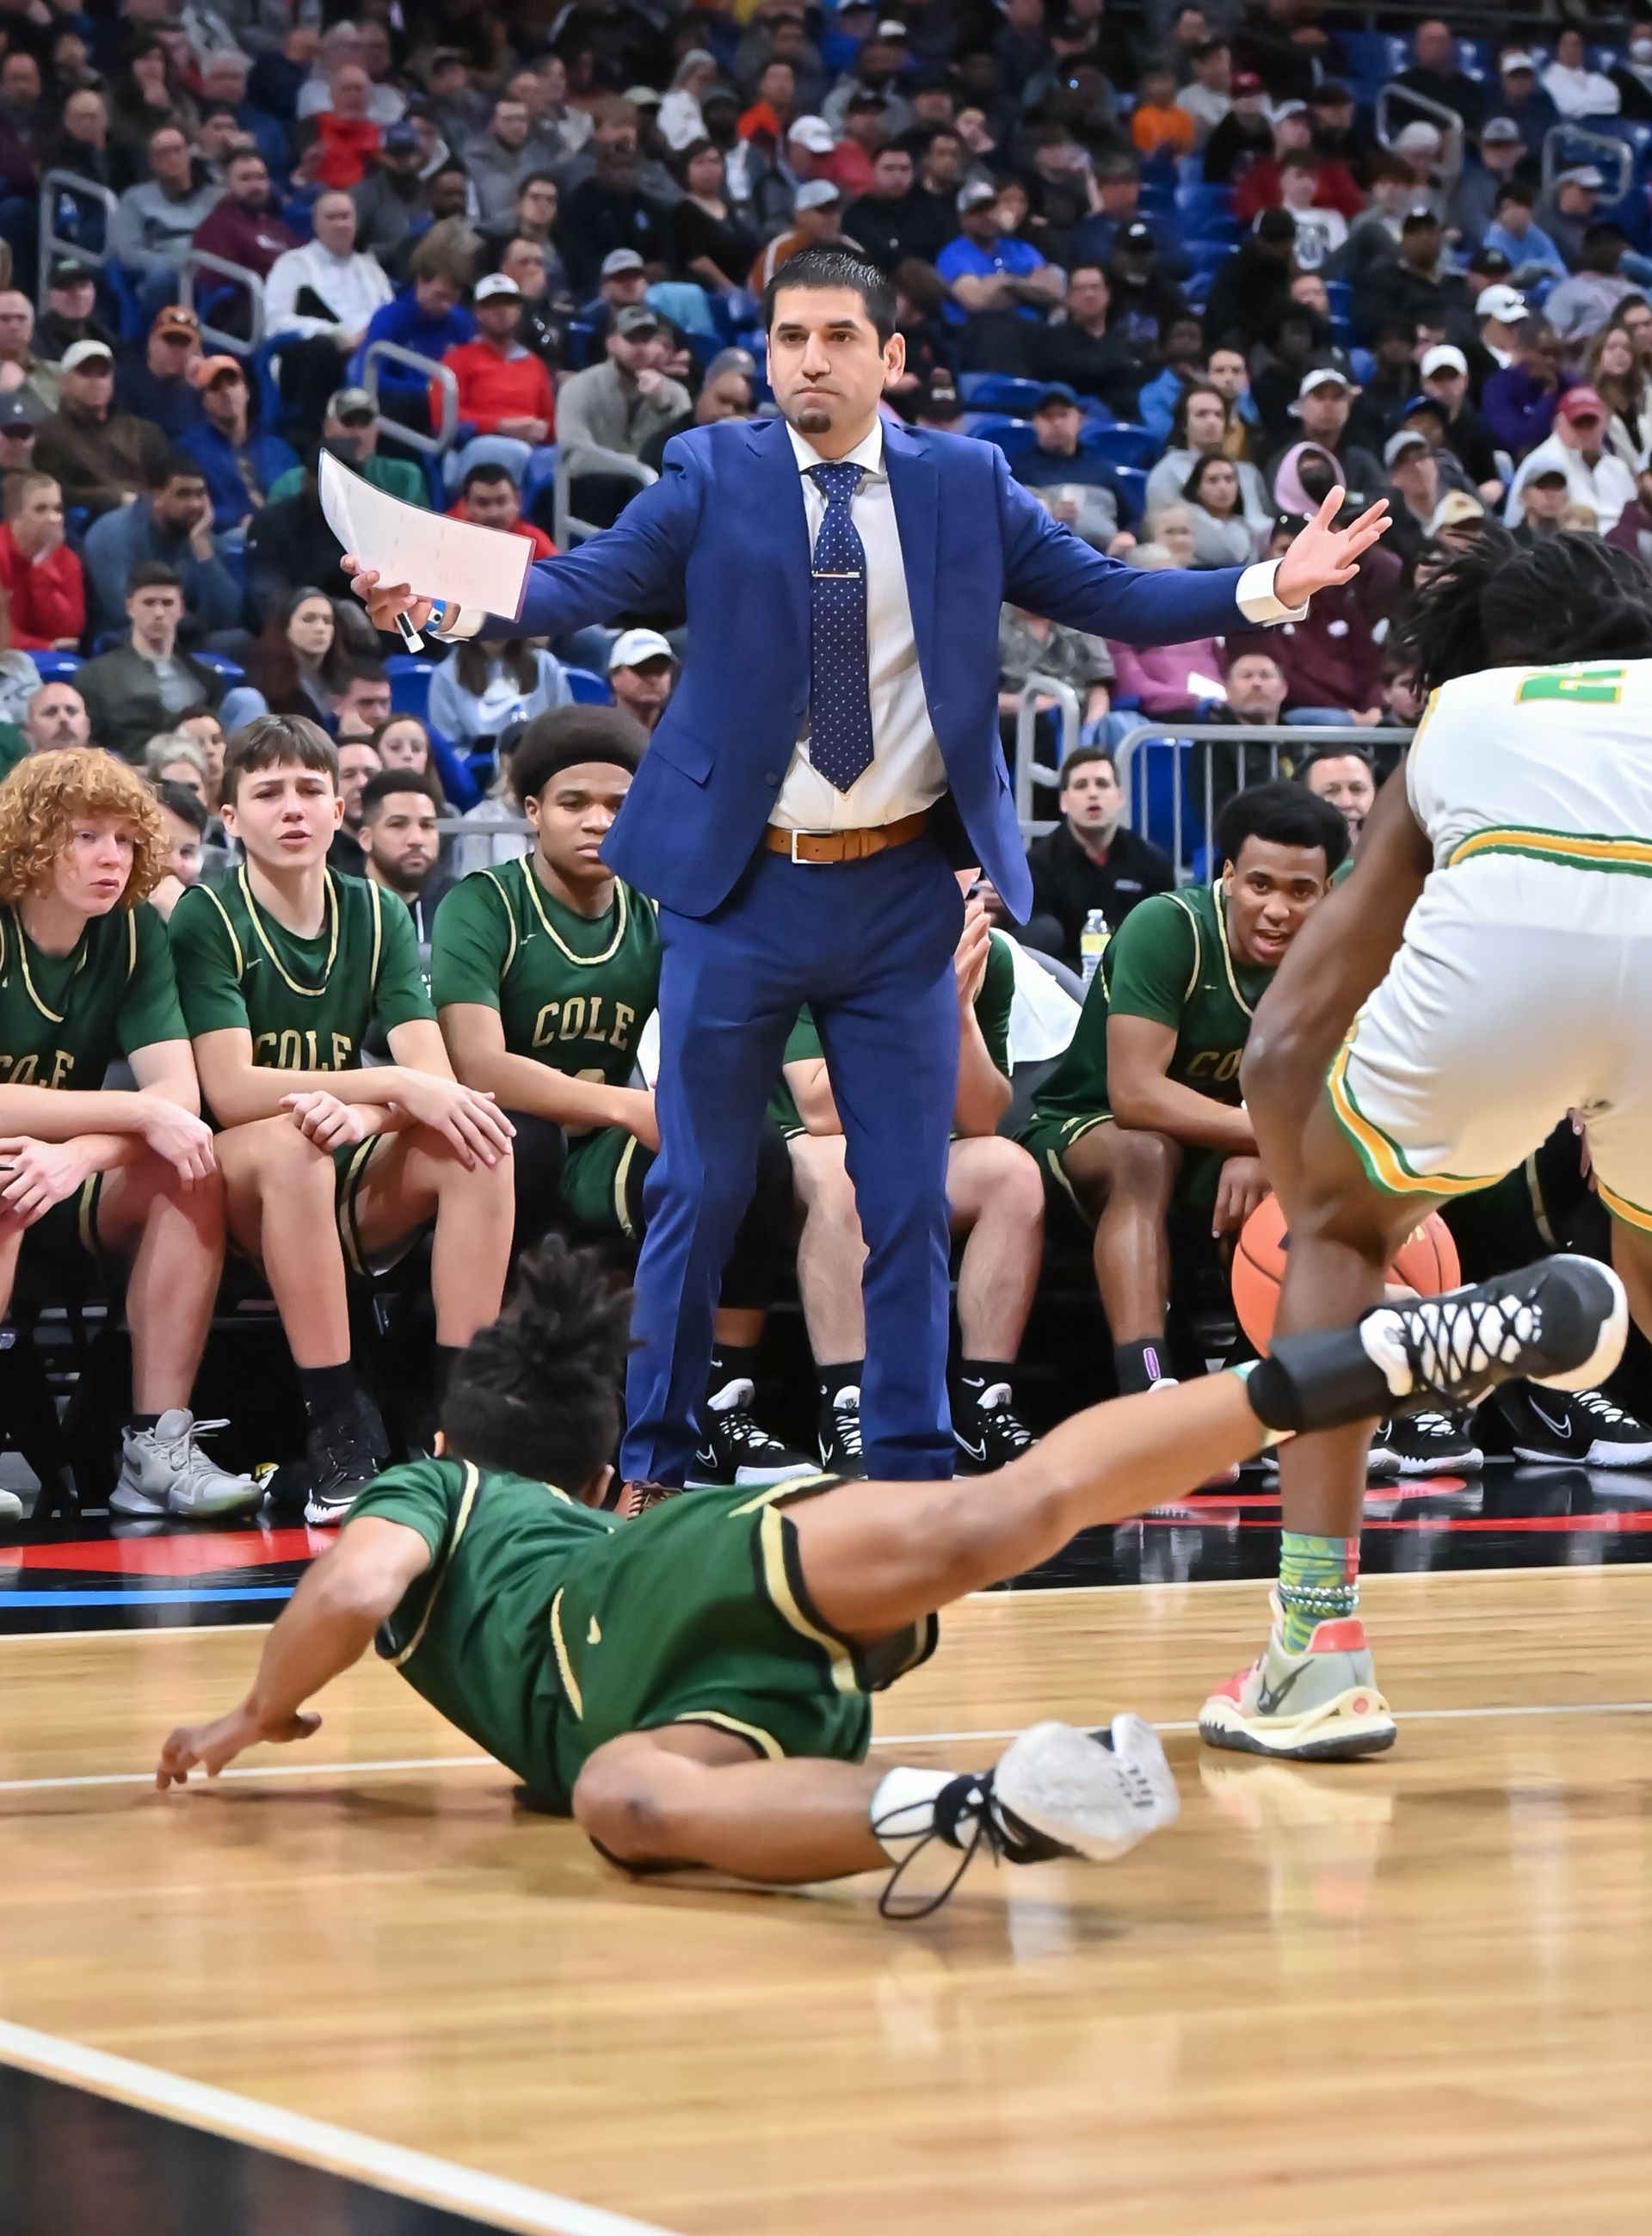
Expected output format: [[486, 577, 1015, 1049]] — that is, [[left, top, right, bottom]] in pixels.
[[1367, 1410, 1484, 1477], [1354, 1256, 1628, 1409], [1491, 1382, 1652, 1468], [953, 1378, 1037, 1472], [876, 1715, 1180, 1919], [686, 1378, 817, 1489], [817, 1383, 866, 1479], [272, 1402, 387, 1529]]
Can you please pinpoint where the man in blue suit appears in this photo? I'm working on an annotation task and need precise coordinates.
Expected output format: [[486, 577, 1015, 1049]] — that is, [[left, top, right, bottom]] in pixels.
[[350, 248, 1387, 1499]]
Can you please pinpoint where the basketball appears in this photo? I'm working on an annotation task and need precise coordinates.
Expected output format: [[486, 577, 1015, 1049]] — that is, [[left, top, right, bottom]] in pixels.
[[1232, 1197, 1462, 1351]]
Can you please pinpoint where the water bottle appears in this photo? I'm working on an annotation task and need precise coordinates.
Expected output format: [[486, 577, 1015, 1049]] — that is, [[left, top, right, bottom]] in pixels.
[[1080, 909, 1110, 989]]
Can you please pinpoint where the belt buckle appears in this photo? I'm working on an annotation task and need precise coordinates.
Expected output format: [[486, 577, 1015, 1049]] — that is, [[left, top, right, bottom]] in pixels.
[[790, 828, 820, 863]]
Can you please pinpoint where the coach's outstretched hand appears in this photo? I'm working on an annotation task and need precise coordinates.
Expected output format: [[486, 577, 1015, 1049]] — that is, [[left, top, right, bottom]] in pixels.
[[1273, 487, 1390, 609], [342, 556, 436, 638]]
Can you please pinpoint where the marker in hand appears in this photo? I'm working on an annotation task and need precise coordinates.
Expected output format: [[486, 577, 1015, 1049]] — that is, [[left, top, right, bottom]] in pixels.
[[393, 609, 424, 655]]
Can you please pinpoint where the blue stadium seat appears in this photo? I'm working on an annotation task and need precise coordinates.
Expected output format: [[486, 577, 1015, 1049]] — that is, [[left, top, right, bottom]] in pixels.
[[28, 650, 82, 684], [959, 373, 1045, 415], [564, 667, 612, 705], [1350, 346, 1378, 385], [194, 652, 244, 683], [1188, 238, 1236, 289], [1082, 422, 1154, 468], [959, 414, 1037, 456], [522, 447, 559, 515], [1111, 465, 1148, 528], [1323, 280, 1352, 322], [1175, 182, 1234, 231], [385, 655, 432, 721]]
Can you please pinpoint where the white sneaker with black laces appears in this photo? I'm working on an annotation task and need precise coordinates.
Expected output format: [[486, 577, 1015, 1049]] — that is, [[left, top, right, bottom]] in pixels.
[[952, 1379, 1036, 1471], [1492, 1382, 1652, 1468], [1367, 1410, 1483, 1477], [111, 1412, 262, 1522], [817, 1383, 866, 1479], [0, 1489, 20, 1526], [876, 1715, 1180, 1918], [686, 1378, 817, 1489]]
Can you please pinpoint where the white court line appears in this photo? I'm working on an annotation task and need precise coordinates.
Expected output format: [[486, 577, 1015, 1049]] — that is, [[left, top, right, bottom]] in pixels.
[[0, 2018, 677, 2236], [9, 1697, 1652, 1796]]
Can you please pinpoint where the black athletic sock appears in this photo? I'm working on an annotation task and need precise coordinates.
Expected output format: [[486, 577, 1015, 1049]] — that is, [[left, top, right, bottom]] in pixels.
[[816, 1360, 864, 1411], [1244, 1331, 1392, 1436], [706, 1343, 761, 1407], [952, 1359, 1015, 1408], [126, 1413, 162, 1435], [298, 1362, 357, 1427], [1113, 1339, 1171, 1397]]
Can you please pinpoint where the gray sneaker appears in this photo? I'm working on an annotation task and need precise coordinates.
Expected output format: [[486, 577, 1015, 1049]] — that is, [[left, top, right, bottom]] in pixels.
[[111, 1412, 262, 1522], [0, 1488, 19, 1526]]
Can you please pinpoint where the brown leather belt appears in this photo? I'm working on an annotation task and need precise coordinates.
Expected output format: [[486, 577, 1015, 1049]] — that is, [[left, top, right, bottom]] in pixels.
[[764, 809, 930, 865]]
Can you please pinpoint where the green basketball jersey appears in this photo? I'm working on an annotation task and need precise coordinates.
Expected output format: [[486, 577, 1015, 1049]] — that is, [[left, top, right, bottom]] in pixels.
[[429, 856, 658, 1093], [0, 902, 186, 1089], [1031, 881, 1271, 1130], [354, 1456, 616, 1795], [169, 865, 434, 1073], [768, 928, 1015, 1136]]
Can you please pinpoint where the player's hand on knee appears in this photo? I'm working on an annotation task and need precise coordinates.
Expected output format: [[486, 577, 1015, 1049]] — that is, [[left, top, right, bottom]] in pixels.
[[0, 1136, 87, 1224], [391, 1073, 516, 1167], [1213, 1155, 1271, 1238], [282, 1090, 368, 1151], [137, 1100, 217, 1185]]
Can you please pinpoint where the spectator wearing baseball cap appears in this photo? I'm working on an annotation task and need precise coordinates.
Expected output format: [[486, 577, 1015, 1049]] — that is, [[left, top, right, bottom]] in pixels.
[[1535, 165, 1607, 271], [37, 257, 116, 368], [1506, 381, 1637, 532], [1447, 116, 1531, 246], [265, 389, 429, 513], [1263, 367, 1386, 513], [749, 176, 851, 292], [1495, 49, 1561, 158], [1417, 342, 1504, 501], [1477, 280, 1532, 368], [934, 179, 1063, 335], [114, 303, 204, 442], [1200, 70, 1274, 188], [352, 120, 433, 268], [1011, 384, 1133, 553], [177, 356, 302, 534], [606, 628, 676, 733], [442, 273, 558, 485], [555, 303, 691, 475], [0, 392, 34, 477], [36, 340, 169, 519], [1202, 206, 1298, 358], [1482, 314, 1574, 457]]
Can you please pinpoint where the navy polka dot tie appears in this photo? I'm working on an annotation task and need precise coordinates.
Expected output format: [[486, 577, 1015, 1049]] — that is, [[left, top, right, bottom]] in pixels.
[[807, 461, 875, 793]]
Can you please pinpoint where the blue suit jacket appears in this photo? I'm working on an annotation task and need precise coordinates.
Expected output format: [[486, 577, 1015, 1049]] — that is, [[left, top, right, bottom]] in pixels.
[[491, 417, 1261, 919]]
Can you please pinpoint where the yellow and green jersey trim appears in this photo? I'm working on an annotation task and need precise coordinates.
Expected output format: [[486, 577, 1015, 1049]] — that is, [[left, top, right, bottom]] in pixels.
[[1448, 826, 1652, 877], [1596, 1173, 1652, 1236], [1325, 1040, 1503, 1200]]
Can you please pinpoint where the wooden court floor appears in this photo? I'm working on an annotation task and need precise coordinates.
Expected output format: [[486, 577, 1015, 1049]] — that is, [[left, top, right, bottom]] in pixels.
[[3, 1566, 1651, 2236]]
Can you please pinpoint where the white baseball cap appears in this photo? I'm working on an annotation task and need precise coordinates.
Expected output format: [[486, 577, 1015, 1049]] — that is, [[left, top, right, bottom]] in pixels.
[[1421, 343, 1468, 378], [1298, 365, 1351, 398], [788, 115, 836, 154], [795, 178, 841, 210], [1476, 282, 1529, 323], [608, 628, 675, 671], [473, 273, 521, 302]]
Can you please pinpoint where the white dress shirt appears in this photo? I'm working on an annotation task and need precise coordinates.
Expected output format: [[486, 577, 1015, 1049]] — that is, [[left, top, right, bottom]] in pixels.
[[438, 422, 1308, 813], [774, 419, 945, 833]]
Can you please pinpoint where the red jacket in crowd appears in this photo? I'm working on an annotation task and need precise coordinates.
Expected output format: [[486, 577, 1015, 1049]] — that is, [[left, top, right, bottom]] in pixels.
[[313, 113, 381, 189], [0, 524, 86, 650], [441, 339, 557, 437], [443, 501, 557, 560]]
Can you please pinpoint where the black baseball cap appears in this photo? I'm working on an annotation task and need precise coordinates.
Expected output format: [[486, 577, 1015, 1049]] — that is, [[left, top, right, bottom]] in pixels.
[[48, 256, 96, 286]]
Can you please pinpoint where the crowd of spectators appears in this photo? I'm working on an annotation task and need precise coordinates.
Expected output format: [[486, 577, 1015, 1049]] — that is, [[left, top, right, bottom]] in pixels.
[[0, 0, 1646, 1514]]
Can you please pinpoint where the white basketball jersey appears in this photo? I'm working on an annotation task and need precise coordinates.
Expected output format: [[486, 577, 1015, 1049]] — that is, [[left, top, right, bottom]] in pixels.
[[1407, 659, 1652, 872]]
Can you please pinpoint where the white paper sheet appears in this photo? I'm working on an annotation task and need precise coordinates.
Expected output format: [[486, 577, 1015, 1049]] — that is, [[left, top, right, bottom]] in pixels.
[[319, 449, 533, 622]]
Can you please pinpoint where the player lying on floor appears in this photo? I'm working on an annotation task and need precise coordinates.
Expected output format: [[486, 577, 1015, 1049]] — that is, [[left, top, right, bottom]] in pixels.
[[157, 1237, 1624, 1912]]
